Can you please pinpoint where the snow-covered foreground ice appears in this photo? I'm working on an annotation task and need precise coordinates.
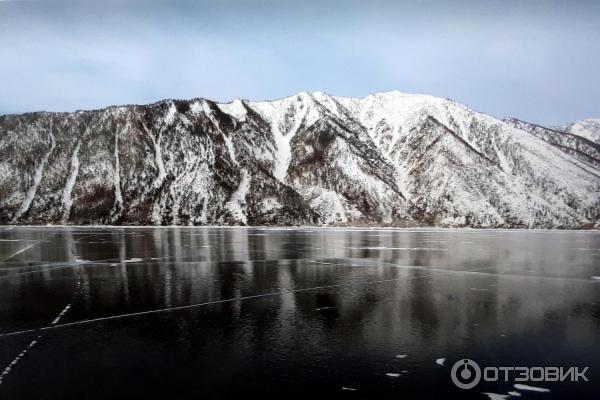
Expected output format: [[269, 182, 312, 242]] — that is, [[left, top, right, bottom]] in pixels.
[[0, 227, 598, 399]]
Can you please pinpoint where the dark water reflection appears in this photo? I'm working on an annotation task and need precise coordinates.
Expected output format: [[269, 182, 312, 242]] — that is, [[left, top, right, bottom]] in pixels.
[[0, 227, 599, 399]]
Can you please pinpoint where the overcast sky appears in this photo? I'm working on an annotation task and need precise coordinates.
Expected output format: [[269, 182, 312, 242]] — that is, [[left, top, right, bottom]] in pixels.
[[0, 0, 598, 125]]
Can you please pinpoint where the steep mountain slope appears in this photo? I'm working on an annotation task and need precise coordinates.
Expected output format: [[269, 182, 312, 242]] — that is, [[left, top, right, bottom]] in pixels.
[[0, 101, 320, 226], [1, 91, 598, 228], [337, 92, 599, 227]]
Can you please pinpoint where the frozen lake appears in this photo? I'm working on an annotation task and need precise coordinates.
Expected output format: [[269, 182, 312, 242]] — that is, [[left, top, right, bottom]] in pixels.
[[0, 227, 599, 399]]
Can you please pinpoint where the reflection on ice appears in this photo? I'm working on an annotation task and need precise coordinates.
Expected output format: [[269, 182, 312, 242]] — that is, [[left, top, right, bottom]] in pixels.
[[0, 227, 598, 399]]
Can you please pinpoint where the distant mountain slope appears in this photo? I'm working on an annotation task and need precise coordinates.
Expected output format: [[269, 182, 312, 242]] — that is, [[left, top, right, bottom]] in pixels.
[[1, 91, 598, 228], [557, 119, 600, 144], [503, 118, 600, 170]]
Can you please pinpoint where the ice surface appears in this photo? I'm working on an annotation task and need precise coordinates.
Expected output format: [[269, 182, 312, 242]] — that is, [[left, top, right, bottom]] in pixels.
[[348, 246, 447, 251], [0, 336, 40, 385], [1, 243, 38, 262]]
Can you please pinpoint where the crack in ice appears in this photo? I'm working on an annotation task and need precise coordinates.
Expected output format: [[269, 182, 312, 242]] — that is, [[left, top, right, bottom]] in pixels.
[[0, 265, 497, 339], [0, 265, 81, 386]]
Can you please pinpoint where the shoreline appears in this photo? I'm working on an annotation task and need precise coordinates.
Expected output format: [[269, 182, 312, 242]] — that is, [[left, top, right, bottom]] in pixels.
[[0, 225, 598, 233]]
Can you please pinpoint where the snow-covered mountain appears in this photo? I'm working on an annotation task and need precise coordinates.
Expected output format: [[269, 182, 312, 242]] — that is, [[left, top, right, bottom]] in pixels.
[[1, 91, 598, 228], [557, 119, 600, 144], [503, 118, 600, 170]]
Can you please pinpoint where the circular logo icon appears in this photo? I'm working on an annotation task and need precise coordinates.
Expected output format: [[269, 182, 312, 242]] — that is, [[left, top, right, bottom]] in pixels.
[[451, 359, 481, 389]]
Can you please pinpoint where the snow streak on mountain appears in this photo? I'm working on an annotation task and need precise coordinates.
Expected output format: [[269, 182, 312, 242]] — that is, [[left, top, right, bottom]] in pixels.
[[1, 91, 598, 228]]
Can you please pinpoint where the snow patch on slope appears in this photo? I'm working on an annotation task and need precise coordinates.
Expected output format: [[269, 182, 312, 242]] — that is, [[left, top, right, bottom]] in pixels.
[[164, 102, 177, 125], [61, 142, 80, 220], [217, 99, 247, 121], [227, 170, 250, 224], [113, 130, 123, 212], [249, 93, 322, 182], [13, 124, 55, 221], [222, 133, 238, 166]]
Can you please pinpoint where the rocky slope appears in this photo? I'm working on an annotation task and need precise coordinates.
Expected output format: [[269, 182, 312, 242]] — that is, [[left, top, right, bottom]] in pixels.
[[1, 91, 598, 228]]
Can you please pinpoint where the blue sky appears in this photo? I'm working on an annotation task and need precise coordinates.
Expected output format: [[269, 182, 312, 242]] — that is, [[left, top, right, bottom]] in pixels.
[[0, 0, 599, 125]]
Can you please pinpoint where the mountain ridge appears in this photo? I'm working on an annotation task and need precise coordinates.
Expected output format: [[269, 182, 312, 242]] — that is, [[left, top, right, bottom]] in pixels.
[[1, 91, 598, 228]]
